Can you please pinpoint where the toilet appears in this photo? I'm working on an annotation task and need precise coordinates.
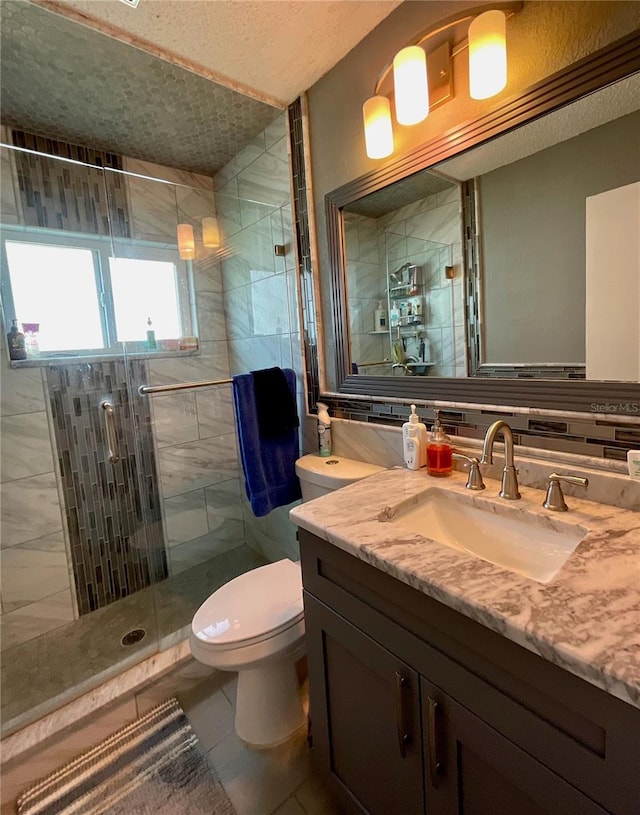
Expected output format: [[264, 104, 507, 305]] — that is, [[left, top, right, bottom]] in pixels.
[[189, 454, 385, 749]]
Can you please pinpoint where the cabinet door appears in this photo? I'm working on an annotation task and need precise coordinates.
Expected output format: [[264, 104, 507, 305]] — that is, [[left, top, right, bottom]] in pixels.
[[421, 679, 608, 815], [305, 593, 425, 815]]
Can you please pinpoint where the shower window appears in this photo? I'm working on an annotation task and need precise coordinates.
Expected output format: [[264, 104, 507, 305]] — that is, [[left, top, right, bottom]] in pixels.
[[110, 257, 181, 342], [4, 239, 105, 352], [1, 227, 195, 360]]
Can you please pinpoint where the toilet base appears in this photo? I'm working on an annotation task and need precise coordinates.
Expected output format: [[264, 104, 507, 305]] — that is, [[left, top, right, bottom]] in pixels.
[[235, 660, 307, 749]]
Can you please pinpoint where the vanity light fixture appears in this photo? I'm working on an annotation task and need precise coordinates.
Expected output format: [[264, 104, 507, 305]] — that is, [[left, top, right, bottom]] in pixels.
[[363, 2, 521, 159], [202, 216, 220, 248], [177, 223, 195, 260]]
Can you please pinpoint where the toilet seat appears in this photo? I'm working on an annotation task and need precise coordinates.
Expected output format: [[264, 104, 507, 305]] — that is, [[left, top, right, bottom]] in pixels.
[[191, 559, 303, 651]]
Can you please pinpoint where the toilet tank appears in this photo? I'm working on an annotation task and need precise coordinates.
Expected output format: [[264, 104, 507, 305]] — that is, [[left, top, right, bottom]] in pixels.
[[295, 454, 385, 502]]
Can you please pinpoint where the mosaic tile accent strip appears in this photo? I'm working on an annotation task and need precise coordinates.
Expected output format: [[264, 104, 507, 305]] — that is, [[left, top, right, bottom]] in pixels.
[[9, 130, 130, 237], [288, 98, 319, 410], [323, 395, 639, 462], [46, 361, 166, 616]]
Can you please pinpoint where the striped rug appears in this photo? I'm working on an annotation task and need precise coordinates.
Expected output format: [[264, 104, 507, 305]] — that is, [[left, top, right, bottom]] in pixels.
[[17, 698, 237, 815]]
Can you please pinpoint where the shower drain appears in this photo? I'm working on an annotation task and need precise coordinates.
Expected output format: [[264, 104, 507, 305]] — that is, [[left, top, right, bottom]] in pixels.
[[121, 628, 146, 646]]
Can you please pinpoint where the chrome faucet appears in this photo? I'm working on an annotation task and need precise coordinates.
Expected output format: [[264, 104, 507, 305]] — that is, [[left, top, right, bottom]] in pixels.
[[481, 421, 521, 500]]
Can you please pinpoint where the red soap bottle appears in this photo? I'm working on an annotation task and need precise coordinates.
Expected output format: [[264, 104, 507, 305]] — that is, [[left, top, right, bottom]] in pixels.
[[426, 411, 452, 476]]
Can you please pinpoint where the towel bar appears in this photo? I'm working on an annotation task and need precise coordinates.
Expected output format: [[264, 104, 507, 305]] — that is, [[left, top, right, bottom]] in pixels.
[[138, 377, 232, 395]]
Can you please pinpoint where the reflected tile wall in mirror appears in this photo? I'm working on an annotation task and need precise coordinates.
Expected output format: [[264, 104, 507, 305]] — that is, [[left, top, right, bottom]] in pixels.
[[344, 182, 466, 378]]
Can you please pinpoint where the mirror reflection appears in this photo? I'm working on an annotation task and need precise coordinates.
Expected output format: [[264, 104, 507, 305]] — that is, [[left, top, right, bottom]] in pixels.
[[345, 172, 464, 378], [344, 74, 640, 381]]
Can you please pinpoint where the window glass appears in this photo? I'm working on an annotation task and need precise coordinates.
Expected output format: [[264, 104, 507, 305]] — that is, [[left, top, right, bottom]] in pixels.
[[109, 257, 181, 342], [5, 240, 104, 351]]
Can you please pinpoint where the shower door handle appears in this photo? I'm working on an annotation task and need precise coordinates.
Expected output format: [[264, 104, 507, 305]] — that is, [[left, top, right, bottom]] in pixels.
[[100, 400, 120, 463]]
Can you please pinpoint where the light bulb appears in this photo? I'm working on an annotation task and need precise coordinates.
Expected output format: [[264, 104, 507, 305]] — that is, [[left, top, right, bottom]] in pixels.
[[177, 223, 195, 260], [363, 95, 394, 160], [393, 46, 429, 126], [202, 216, 220, 248], [468, 10, 507, 100]]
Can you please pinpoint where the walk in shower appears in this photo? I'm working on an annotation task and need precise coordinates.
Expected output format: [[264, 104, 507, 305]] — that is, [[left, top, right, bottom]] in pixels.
[[0, 102, 303, 737]]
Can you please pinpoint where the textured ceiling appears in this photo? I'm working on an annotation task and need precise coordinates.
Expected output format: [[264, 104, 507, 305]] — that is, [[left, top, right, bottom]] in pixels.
[[346, 172, 454, 219], [56, 0, 403, 106], [0, 1, 282, 177]]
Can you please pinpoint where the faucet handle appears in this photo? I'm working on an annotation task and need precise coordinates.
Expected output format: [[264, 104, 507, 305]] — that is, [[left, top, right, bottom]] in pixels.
[[543, 472, 589, 511], [452, 452, 486, 491]]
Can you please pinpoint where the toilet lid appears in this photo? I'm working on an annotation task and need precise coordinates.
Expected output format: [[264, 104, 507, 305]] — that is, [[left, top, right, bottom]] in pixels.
[[192, 559, 303, 647]]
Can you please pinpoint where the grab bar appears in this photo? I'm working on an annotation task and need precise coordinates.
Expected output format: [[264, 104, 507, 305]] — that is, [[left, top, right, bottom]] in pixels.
[[138, 377, 232, 395], [100, 400, 120, 463]]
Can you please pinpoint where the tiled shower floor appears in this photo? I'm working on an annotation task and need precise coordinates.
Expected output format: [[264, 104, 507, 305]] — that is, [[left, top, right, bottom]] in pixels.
[[0, 545, 265, 735]]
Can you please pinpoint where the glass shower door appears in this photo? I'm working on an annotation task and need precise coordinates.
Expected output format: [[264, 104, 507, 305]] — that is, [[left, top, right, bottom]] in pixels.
[[0, 147, 161, 735]]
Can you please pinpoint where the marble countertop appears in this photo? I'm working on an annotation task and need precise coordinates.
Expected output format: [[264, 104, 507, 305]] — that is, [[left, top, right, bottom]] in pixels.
[[290, 467, 640, 708]]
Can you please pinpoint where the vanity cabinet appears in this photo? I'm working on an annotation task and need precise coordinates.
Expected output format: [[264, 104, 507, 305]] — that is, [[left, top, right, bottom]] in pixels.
[[300, 530, 639, 815]]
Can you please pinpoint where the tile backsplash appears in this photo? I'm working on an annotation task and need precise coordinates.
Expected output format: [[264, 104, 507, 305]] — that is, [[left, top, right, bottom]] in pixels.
[[324, 395, 640, 462]]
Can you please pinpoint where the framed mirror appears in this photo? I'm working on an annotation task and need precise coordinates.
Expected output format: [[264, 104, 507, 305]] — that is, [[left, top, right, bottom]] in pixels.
[[325, 32, 640, 413]]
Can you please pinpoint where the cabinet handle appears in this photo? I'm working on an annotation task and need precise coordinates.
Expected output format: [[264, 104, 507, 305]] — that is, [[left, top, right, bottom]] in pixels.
[[394, 671, 411, 758], [100, 400, 120, 463], [427, 696, 441, 789]]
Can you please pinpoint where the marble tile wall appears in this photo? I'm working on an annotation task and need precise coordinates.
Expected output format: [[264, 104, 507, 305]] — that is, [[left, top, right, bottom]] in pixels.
[[135, 160, 247, 577], [377, 186, 466, 377], [214, 112, 305, 563], [114, 158, 241, 579], [0, 327, 75, 651], [344, 212, 387, 373], [345, 187, 466, 378]]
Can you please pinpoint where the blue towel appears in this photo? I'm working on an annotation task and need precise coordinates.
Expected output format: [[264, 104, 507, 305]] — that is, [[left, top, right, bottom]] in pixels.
[[232, 367, 302, 517]]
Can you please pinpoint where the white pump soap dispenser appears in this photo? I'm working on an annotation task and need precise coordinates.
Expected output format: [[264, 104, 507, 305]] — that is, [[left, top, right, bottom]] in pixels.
[[402, 404, 428, 469]]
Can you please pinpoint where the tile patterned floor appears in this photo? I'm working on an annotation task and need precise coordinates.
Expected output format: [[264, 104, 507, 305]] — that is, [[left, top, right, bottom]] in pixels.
[[0, 658, 343, 815]]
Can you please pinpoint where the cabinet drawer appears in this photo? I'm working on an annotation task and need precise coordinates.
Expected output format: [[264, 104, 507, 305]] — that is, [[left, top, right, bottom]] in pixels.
[[301, 530, 640, 814]]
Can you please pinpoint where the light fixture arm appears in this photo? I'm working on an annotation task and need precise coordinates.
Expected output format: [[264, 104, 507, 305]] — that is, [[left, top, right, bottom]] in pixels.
[[372, 1, 522, 96]]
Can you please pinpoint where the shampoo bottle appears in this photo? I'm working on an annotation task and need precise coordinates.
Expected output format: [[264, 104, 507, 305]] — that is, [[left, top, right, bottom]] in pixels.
[[146, 317, 157, 350], [7, 319, 26, 361], [374, 301, 387, 332], [402, 404, 428, 468], [317, 402, 332, 457], [427, 411, 453, 476]]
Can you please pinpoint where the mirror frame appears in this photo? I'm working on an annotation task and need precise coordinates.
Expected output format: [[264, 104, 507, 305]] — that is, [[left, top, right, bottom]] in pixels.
[[325, 31, 640, 413]]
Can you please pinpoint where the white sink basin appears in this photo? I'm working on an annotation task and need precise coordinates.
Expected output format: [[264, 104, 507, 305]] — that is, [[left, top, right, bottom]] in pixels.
[[388, 489, 587, 583]]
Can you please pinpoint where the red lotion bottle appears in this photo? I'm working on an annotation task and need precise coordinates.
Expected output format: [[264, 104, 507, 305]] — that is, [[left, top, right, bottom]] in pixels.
[[426, 411, 452, 476]]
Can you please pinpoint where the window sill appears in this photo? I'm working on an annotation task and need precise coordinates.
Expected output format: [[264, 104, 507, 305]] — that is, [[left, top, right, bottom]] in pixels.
[[8, 349, 200, 368]]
